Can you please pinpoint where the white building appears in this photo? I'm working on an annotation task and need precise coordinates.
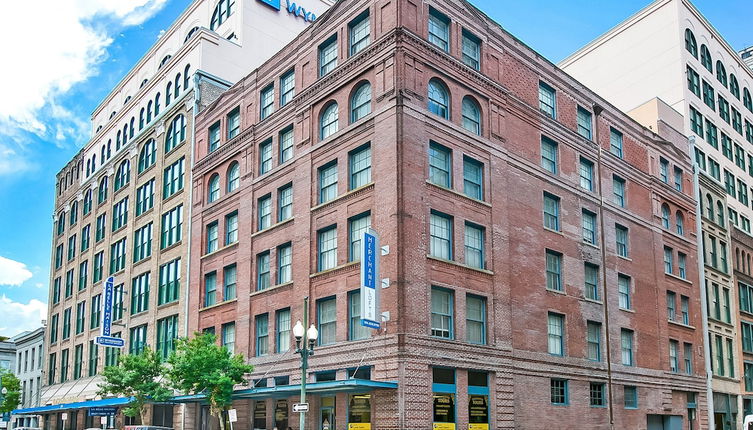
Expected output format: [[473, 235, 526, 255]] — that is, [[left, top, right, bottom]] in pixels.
[[560, 1, 753, 429], [12, 328, 45, 429]]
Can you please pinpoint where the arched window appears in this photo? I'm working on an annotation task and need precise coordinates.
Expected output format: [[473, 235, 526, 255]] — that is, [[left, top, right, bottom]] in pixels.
[[84, 189, 92, 214], [175, 73, 182, 98], [428, 79, 450, 119], [716, 201, 724, 226], [184, 64, 191, 89], [320, 102, 339, 140], [139, 108, 145, 130], [716, 61, 727, 87], [461, 96, 481, 135], [166, 82, 172, 105], [123, 124, 128, 145], [100, 145, 105, 162], [147, 100, 153, 123], [116, 130, 122, 150], [154, 93, 161, 116], [184, 26, 199, 43], [129, 117, 135, 139], [227, 162, 240, 192], [350, 82, 371, 123], [140, 78, 148, 88], [730, 74, 740, 99], [684, 29, 697, 58], [107, 140, 111, 158], [70, 201, 78, 226], [208, 174, 220, 203], [114, 160, 131, 191], [701, 45, 712, 72], [92, 154, 97, 172], [744, 88, 753, 112], [210, 0, 235, 30], [661, 204, 670, 229], [706, 194, 713, 219], [86, 159, 91, 176], [124, 96, 131, 105], [98, 176, 109, 204], [109, 111, 117, 119], [138, 139, 157, 173], [676, 211, 684, 235], [159, 54, 172, 70], [166, 114, 186, 153], [96, 125, 102, 133]]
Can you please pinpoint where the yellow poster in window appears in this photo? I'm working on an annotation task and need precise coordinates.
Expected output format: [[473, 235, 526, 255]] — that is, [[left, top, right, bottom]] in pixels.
[[469, 424, 489, 430], [348, 424, 371, 430], [432, 423, 456, 430]]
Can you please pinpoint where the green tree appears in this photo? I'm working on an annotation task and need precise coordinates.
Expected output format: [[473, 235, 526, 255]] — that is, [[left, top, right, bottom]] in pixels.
[[166, 333, 253, 430], [0, 370, 21, 413], [97, 347, 172, 424]]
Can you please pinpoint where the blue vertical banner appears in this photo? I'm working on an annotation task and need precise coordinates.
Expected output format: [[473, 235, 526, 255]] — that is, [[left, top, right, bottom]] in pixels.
[[101, 276, 114, 337], [360, 229, 380, 329]]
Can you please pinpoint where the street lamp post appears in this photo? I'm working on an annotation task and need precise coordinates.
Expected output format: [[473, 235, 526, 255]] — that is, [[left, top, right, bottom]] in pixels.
[[293, 297, 318, 430]]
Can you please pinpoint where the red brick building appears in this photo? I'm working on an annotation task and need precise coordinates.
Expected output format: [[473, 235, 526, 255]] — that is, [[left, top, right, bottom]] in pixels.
[[187, 0, 708, 428]]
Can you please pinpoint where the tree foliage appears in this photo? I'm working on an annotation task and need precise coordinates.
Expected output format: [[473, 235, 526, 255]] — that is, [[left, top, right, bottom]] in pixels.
[[166, 333, 253, 430], [97, 347, 172, 424], [0, 369, 21, 413]]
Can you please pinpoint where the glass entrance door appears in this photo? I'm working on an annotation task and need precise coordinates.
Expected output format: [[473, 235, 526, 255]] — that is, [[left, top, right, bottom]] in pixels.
[[320, 397, 335, 430]]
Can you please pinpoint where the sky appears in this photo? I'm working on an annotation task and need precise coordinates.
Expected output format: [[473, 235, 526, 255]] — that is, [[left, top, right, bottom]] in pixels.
[[0, 0, 751, 338]]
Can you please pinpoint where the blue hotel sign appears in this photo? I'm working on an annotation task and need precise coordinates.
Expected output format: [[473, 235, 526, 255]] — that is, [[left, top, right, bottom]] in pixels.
[[360, 229, 380, 329], [257, 0, 317, 23]]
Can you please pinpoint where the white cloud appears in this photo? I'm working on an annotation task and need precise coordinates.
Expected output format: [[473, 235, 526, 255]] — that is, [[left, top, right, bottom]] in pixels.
[[0, 296, 47, 338], [0, 0, 168, 165], [0, 256, 33, 286]]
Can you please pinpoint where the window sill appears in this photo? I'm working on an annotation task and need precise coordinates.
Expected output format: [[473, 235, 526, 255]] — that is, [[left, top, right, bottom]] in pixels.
[[665, 272, 692, 285], [310, 261, 359, 279], [137, 163, 156, 179], [164, 139, 187, 159], [311, 182, 375, 212], [132, 255, 152, 268], [425, 181, 491, 208], [135, 207, 154, 220], [617, 255, 632, 262], [157, 300, 179, 310], [426, 255, 493, 275], [201, 241, 239, 260], [582, 241, 599, 249], [111, 225, 127, 236], [131, 310, 149, 318], [545, 288, 566, 296], [582, 297, 603, 305], [543, 227, 564, 236], [162, 188, 185, 206], [619, 308, 635, 314], [250, 281, 293, 298], [668, 320, 695, 330], [251, 217, 295, 238], [199, 298, 238, 313], [160, 240, 183, 253]]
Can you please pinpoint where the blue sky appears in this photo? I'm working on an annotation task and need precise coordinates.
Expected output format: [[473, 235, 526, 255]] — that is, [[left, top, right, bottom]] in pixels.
[[0, 0, 751, 337]]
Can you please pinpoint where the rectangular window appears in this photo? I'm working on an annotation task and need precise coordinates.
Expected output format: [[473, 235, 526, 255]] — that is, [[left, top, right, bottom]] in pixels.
[[621, 329, 634, 366], [93, 251, 104, 283], [582, 210, 597, 245], [259, 139, 273, 174], [112, 197, 129, 231], [545, 250, 562, 292], [461, 30, 480, 70], [225, 211, 238, 245], [95, 214, 106, 242], [348, 290, 370, 341], [463, 156, 483, 200], [727, 338, 735, 377], [702, 80, 714, 108], [616, 224, 629, 257], [659, 158, 669, 183], [577, 106, 592, 139], [130, 272, 150, 314], [88, 340, 98, 377], [429, 142, 451, 187], [78, 260, 88, 290], [318, 226, 337, 271], [158, 258, 180, 305], [255, 315, 268, 356], [276, 308, 291, 352], [65, 269, 74, 297], [613, 176, 626, 207], [319, 35, 338, 77], [667, 291, 676, 321], [610, 128, 623, 158], [109, 238, 126, 274], [73, 344, 83, 380], [543, 193, 560, 231], [428, 8, 450, 52], [584, 263, 599, 301], [624, 386, 637, 409], [208, 121, 220, 152], [156, 314, 178, 359], [590, 383, 606, 407], [223, 264, 237, 300], [204, 272, 216, 307], [162, 157, 185, 198], [318, 162, 338, 203], [81, 224, 90, 252], [431, 287, 453, 339], [67, 235, 76, 261], [135, 179, 155, 216], [706, 121, 718, 148], [722, 134, 733, 160], [133, 223, 152, 262], [587, 321, 601, 361], [678, 252, 687, 279], [160, 204, 183, 249], [430, 211, 452, 260], [349, 212, 371, 262], [684, 343, 693, 375], [206, 222, 218, 254], [689, 106, 703, 136], [257, 251, 270, 291], [675, 166, 684, 191], [62, 308, 71, 339], [90, 294, 101, 329], [547, 312, 564, 355], [129, 324, 147, 355], [618, 274, 631, 310], [317, 297, 337, 345], [550, 379, 568, 405], [687, 67, 700, 96], [466, 294, 486, 345], [735, 144, 746, 170], [464, 223, 485, 269], [539, 82, 556, 119], [579, 157, 594, 191], [280, 71, 295, 107], [663, 246, 673, 274], [541, 136, 558, 174], [349, 145, 371, 189], [105, 333, 121, 367], [349, 11, 370, 56], [277, 244, 292, 284], [75, 300, 86, 335], [669, 340, 679, 372], [279, 126, 294, 164], [227, 107, 240, 139], [719, 96, 730, 123], [680, 295, 690, 325]]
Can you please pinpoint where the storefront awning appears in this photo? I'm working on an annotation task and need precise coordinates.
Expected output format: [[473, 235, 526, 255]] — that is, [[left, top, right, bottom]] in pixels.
[[173, 379, 398, 403], [13, 397, 132, 415]]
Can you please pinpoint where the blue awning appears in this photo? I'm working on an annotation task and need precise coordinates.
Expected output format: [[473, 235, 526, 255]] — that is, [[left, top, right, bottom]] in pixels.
[[173, 379, 398, 403], [13, 397, 132, 415]]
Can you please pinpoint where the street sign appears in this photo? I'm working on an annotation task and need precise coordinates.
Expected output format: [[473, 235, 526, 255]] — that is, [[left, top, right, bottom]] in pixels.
[[101, 276, 114, 337], [100, 417, 108, 426], [360, 229, 380, 329], [95, 336, 125, 348], [61, 413, 68, 421], [227, 409, 237, 423], [292, 403, 309, 413], [89, 407, 117, 416]]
